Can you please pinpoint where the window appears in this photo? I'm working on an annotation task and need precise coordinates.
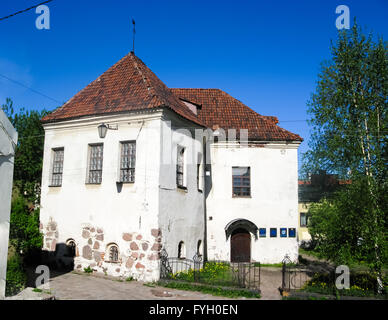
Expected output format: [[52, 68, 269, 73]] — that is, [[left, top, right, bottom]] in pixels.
[[197, 153, 203, 191], [119, 141, 136, 183], [176, 147, 185, 188], [197, 240, 203, 257], [178, 241, 186, 259], [50, 148, 64, 186], [87, 144, 103, 184], [65, 239, 76, 257], [270, 228, 277, 237], [232, 167, 251, 197], [300, 213, 308, 227], [259, 228, 266, 238], [107, 244, 119, 263]]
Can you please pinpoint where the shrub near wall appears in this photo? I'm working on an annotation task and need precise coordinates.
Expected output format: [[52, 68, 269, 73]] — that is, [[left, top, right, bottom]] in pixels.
[[5, 254, 27, 296]]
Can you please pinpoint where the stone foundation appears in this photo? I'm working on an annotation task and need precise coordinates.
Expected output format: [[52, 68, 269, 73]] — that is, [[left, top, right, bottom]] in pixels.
[[41, 218, 163, 282]]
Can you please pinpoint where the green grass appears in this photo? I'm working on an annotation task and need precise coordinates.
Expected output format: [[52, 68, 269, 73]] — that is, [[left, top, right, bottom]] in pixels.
[[158, 281, 261, 299], [32, 288, 43, 293], [143, 282, 156, 288]]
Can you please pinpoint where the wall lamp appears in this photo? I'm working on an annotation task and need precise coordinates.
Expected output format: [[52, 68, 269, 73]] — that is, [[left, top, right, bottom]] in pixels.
[[98, 123, 118, 139]]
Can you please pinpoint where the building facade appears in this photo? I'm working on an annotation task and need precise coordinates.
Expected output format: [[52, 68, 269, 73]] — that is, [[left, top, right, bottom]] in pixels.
[[0, 109, 18, 299], [39, 53, 302, 281]]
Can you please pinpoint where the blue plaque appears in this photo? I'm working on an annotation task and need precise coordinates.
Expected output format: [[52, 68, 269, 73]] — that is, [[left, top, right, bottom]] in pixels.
[[288, 228, 296, 237], [270, 228, 277, 237], [280, 228, 287, 237], [259, 228, 266, 237]]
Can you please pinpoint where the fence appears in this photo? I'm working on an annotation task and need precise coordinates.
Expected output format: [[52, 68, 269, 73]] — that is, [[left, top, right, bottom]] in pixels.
[[280, 254, 334, 292], [160, 249, 260, 291]]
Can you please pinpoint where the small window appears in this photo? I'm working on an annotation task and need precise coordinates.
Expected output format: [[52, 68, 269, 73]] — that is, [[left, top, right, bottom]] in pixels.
[[107, 244, 119, 263], [197, 153, 203, 192], [270, 228, 277, 237], [280, 228, 287, 238], [177, 147, 185, 188], [65, 239, 76, 257], [87, 144, 103, 184], [259, 228, 266, 238], [119, 141, 136, 183], [178, 241, 186, 259], [232, 167, 251, 197], [197, 240, 203, 257], [300, 213, 308, 227], [50, 148, 64, 186]]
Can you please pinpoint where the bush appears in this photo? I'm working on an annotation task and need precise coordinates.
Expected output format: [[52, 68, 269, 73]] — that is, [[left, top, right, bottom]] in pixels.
[[5, 254, 27, 296]]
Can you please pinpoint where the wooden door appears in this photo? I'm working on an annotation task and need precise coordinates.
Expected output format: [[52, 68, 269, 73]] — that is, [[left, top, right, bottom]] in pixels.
[[231, 229, 251, 262]]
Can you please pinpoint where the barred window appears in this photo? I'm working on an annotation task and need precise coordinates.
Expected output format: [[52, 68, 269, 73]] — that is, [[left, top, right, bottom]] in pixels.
[[232, 167, 251, 197], [51, 148, 64, 186], [108, 244, 119, 263], [119, 141, 136, 183], [87, 144, 103, 184], [176, 147, 185, 188]]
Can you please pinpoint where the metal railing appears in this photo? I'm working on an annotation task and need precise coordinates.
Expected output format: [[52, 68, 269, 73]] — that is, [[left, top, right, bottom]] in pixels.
[[160, 249, 260, 291]]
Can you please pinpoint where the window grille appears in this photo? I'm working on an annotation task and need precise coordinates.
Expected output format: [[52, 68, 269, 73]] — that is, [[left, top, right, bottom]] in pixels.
[[119, 141, 136, 182], [109, 245, 119, 262], [88, 144, 103, 184], [232, 167, 251, 196], [51, 148, 64, 186]]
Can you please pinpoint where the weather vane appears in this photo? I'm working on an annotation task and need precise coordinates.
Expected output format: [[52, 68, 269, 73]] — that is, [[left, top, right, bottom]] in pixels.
[[132, 18, 136, 54]]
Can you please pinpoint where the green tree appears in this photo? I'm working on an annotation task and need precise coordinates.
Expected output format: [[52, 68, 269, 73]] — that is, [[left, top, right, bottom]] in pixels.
[[303, 22, 388, 292], [1, 98, 49, 201], [2, 98, 49, 295]]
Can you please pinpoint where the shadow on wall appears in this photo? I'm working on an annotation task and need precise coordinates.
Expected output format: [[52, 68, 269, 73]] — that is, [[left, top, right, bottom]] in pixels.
[[25, 243, 75, 288]]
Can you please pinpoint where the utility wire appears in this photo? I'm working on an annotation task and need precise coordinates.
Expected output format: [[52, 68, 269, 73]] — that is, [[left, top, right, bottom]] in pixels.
[[0, 0, 53, 22], [0, 73, 62, 104]]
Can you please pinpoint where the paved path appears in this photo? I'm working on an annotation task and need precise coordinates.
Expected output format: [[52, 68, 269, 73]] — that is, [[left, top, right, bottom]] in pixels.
[[10, 267, 283, 300], [257, 267, 282, 300], [45, 272, 260, 300]]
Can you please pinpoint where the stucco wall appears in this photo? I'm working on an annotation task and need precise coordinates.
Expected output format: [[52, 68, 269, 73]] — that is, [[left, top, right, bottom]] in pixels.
[[40, 112, 164, 281], [0, 110, 18, 299], [158, 114, 205, 260], [206, 142, 300, 263]]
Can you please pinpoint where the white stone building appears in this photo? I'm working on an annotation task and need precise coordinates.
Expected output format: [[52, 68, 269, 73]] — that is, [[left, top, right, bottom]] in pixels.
[[0, 109, 18, 299], [39, 53, 302, 281]]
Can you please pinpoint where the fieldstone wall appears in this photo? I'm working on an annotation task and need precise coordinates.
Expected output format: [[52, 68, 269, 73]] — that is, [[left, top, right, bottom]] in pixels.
[[41, 218, 58, 252], [74, 225, 163, 282], [41, 218, 163, 281]]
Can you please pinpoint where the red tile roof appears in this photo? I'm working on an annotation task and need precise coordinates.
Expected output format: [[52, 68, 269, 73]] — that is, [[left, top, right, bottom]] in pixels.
[[41, 52, 202, 126], [171, 88, 303, 141], [42, 53, 302, 142]]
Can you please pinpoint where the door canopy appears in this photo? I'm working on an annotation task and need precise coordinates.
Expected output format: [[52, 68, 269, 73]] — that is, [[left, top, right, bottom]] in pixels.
[[225, 219, 259, 240]]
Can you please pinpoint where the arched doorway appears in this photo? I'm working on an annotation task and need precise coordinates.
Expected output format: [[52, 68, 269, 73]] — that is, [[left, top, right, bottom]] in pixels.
[[230, 228, 251, 262]]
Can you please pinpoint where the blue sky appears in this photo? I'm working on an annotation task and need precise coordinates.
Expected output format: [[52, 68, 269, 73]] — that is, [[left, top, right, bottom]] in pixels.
[[1, 0, 387, 169]]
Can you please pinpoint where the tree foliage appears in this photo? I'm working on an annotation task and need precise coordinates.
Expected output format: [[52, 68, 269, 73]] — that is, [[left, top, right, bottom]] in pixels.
[[1, 98, 48, 201], [303, 22, 387, 290]]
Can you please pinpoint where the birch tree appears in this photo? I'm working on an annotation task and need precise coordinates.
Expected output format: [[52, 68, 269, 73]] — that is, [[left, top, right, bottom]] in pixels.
[[303, 22, 387, 292]]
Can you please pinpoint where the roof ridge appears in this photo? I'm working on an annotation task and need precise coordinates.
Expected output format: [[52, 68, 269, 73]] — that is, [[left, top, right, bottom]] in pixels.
[[129, 53, 155, 100]]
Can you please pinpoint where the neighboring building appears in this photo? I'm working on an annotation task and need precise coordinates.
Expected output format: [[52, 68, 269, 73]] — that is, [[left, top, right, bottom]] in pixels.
[[298, 171, 350, 242], [39, 52, 302, 281], [0, 110, 18, 300]]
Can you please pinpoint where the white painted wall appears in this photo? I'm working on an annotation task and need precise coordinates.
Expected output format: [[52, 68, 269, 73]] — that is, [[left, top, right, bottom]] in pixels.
[[0, 110, 18, 299], [40, 111, 164, 281], [206, 142, 300, 263], [158, 112, 205, 260]]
